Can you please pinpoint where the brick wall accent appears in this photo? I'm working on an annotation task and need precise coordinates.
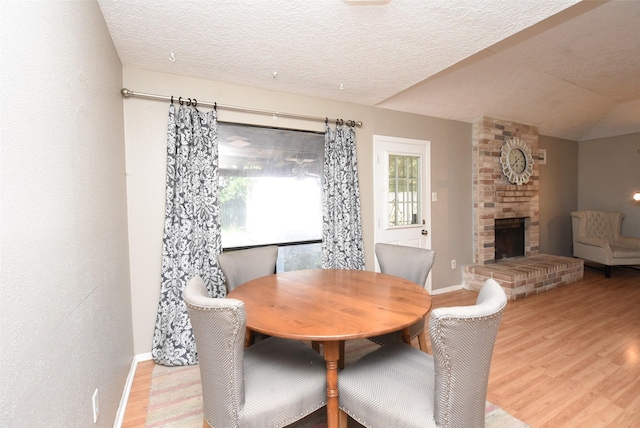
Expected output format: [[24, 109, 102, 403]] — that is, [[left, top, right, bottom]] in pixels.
[[472, 116, 541, 265], [466, 117, 583, 300]]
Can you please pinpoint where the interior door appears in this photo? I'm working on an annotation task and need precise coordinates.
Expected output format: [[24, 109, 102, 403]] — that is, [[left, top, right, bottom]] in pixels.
[[373, 135, 432, 288]]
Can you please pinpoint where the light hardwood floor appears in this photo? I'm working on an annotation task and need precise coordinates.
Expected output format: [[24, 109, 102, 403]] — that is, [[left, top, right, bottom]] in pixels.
[[122, 266, 640, 427]]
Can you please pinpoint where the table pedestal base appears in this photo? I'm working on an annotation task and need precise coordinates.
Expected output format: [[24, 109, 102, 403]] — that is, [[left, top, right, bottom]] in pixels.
[[323, 341, 341, 428]]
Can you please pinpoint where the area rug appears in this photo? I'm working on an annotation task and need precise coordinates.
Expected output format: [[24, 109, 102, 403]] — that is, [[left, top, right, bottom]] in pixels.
[[145, 339, 529, 427]]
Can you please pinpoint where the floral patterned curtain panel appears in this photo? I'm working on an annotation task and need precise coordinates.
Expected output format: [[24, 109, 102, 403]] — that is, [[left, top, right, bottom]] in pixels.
[[322, 122, 365, 270], [152, 103, 225, 366]]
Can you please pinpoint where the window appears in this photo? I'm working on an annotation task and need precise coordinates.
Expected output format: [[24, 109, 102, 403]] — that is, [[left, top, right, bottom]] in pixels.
[[218, 122, 324, 271], [388, 154, 420, 226]]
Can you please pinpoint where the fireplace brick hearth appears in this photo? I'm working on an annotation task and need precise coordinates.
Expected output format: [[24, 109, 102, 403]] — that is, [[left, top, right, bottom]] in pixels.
[[463, 117, 583, 299], [465, 254, 583, 299]]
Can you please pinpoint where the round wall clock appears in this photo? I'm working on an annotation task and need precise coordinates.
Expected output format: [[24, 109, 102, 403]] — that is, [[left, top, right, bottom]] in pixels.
[[500, 137, 534, 185]]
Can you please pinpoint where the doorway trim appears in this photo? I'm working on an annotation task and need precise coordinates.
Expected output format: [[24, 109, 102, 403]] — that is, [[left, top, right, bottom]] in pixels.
[[373, 135, 432, 290]]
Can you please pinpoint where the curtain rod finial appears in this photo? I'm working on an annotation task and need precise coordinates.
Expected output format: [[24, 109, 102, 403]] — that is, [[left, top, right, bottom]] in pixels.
[[121, 88, 132, 97]]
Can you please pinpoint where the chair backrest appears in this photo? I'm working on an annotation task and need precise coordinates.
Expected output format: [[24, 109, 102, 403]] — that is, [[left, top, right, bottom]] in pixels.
[[375, 243, 436, 287], [183, 276, 246, 426], [430, 278, 507, 428], [219, 245, 278, 292], [571, 210, 623, 245]]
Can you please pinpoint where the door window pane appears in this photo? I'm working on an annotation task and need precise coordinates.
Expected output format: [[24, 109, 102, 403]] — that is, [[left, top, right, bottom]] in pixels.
[[388, 154, 421, 226]]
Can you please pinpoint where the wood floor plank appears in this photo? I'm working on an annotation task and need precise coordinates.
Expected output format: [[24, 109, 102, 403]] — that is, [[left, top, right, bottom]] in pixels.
[[515, 377, 582, 426], [610, 392, 640, 427], [122, 266, 640, 427], [567, 396, 624, 428], [122, 359, 154, 428]]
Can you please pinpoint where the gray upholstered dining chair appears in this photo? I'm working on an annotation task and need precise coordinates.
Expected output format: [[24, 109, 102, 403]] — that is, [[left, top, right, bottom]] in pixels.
[[368, 243, 436, 352], [219, 245, 279, 345], [219, 245, 279, 292], [339, 278, 507, 428], [183, 276, 327, 428]]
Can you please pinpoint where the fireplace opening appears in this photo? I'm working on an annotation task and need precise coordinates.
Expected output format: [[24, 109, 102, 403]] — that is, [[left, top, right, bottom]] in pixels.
[[495, 217, 526, 260]]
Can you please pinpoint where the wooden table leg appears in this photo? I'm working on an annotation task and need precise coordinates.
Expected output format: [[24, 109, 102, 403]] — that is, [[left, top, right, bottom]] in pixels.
[[312, 341, 346, 369], [244, 329, 254, 348], [339, 409, 348, 428], [401, 327, 412, 345], [323, 341, 340, 428]]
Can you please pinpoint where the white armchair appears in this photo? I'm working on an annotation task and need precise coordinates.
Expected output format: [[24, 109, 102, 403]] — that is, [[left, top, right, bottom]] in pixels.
[[571, 210, 640, 277]]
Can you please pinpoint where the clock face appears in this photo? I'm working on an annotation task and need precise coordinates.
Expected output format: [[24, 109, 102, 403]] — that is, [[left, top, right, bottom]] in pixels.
[[500, 137, 534, 185], [509, 148, 527, 174]]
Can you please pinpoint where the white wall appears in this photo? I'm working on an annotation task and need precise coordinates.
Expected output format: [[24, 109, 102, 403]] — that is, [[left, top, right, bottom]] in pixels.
[[578, 133, 640, 237], [0, 2, 133, 426], [122, 68, 473, 354]]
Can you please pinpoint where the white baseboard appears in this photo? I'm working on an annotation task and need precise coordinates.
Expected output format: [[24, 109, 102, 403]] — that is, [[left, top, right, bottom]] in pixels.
[[113, 352, 153, 428], [136, 352, 153, 362], [430, 283, 464, 295]]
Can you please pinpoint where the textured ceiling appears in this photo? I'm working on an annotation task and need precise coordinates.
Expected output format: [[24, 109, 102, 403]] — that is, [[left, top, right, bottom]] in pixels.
[[98, 0, 640, 141]]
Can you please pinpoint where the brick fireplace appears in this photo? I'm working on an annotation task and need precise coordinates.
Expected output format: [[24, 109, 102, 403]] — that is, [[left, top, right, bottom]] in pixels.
[[463, 117, 583, 300]]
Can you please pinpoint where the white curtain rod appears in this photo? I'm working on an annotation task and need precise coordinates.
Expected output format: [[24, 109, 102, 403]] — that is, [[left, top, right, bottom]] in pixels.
[[120, 88, 363, 128]]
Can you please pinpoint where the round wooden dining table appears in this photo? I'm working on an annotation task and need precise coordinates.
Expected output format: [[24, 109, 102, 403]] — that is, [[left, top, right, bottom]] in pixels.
[[227, 268, 432, 428]]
